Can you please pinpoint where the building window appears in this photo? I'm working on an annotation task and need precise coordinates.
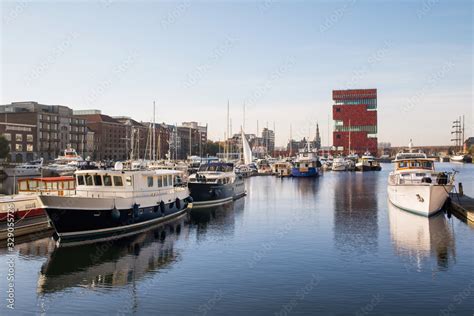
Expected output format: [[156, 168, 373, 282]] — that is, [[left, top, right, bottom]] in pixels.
[[16, 134, 23, 142], [15, 144, 23, 151], [2, 133, 11, 141], [27, 134, 34, 142], [27, 144, 33, 152]]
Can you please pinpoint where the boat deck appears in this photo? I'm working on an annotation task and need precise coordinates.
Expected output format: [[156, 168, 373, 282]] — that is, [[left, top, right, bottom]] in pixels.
[[449, 193, 474, 224]]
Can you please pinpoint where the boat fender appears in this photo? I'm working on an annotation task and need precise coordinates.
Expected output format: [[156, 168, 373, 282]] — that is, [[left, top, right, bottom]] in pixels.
[[159, 201, 165, 213], [133, 203, 140, 218], [421, 177, 432, 184], [175, 198, 181, 210], [186, 196, 194, 203], [111, 208, 120, 221]]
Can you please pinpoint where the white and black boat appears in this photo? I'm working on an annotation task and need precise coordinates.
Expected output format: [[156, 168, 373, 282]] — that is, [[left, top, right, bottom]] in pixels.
[[355, 152, 382, 171], [38, 163, 192, 241], [188, 162, 246, 208], [3, 158, 43, 177]]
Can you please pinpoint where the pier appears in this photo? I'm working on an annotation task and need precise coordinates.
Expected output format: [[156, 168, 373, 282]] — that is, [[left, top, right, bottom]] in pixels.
[[449, 192, 474, 224]]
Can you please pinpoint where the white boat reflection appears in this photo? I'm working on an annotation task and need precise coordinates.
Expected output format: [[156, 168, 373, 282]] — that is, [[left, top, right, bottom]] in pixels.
[[388, 201, 455, 271]]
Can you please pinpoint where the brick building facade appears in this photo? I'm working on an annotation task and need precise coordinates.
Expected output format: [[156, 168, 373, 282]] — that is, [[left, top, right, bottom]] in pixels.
[[332, 89, 378, 155], [0, 102, 87, 161]]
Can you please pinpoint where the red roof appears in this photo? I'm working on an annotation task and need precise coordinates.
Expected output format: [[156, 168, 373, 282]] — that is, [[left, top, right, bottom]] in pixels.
[[75, 114, 119, 124]]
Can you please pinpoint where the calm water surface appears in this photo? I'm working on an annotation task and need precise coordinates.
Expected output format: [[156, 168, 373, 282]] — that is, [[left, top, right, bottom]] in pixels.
[[1, 163, 473, 315]]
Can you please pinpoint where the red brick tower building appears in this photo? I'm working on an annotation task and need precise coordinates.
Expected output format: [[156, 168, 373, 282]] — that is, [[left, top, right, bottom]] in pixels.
[[332, 89, 378, 155]]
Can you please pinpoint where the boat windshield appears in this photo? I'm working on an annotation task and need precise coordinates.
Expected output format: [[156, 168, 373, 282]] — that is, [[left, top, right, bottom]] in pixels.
[[397, 160, 433, 170], [199, 164, 233, 172]]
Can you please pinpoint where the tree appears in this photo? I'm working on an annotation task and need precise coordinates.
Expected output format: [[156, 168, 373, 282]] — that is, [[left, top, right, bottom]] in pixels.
[[0, 136, 10, 160], [204, 140, 220, 156]]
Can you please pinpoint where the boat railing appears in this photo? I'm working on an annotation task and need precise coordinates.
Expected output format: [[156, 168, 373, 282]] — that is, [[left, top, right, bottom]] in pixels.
[[390, 171, 455, 186]]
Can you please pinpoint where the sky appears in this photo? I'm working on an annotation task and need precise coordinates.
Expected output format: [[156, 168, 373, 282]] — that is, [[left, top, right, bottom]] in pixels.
[[0, 0, 472, 147]]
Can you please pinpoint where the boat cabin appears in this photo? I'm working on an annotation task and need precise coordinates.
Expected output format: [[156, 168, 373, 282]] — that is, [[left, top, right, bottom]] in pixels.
[[189, 162, 235, 184], [393, 153, 435, 171], [74, 169, 183, 192], [17, 176, 76, 196]]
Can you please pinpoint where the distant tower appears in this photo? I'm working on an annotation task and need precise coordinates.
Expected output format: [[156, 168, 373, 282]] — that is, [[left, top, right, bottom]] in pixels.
[[315, 123, 321, 150]]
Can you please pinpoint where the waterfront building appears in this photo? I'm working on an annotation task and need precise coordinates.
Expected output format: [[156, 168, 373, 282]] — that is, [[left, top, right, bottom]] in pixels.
[[262, 127, 275, 155], [74, 111, 130, 161], [0, 101, 87, 161], [332, 89, 378, 155], [177, 122, 208, 159], [0, 122, 37, 162], [464, 137, 474, 153]]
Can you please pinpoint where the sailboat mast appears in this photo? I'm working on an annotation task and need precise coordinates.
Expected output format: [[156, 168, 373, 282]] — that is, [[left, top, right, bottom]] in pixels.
[[348, 119, 351, 154], [153, 101, 156, 161], [289, 124, 292, 156], [462, 115, 465, 152], [225, 100, 230, 160], [243, 103, 246, 132]]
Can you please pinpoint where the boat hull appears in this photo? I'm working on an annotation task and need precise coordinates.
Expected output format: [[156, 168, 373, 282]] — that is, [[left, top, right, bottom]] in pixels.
[[291, 167, 319, 177], [331, 164, 346, 171], [3, 168, 41, 177], [355, 164, 381, 172], [188, 178, 246, 208], [387, 184, 453, 216], [41, 195, 190, 240]]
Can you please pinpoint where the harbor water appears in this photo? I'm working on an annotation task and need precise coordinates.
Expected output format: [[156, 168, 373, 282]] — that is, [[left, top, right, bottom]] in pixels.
[[1, 163, 473, 315]]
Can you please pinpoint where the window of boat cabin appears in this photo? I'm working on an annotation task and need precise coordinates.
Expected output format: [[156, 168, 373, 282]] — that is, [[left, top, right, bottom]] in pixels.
[[168, 175, 173, 186], [19, 181, 28, 191], [28, 180, 38, 191], [85, 175, 93, 186], [147, 176, 153, 187], [113, 176, 123, 186], [422, 161, 433, 169], [103, 175, 112, 186], [94, 175, 103, 186], [398, 161, 408, 168], [77, 175, 85, 186], [125, 176, 132, 186], [163, 175, 168, 187], [157, 176, 163, 187], [411, 161, 421, 168]]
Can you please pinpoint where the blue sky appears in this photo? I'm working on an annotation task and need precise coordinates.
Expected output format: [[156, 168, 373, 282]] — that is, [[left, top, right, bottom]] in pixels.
[[1, 0, 472, 146]]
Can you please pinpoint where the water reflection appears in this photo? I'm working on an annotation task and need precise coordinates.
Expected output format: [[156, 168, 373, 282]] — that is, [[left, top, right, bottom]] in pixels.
[[333, 173, 379, 254], [294, 177, 321, 197], [37, 215, 189, 294], [190, 198, 245, 239], [388, 202, 456, 271]]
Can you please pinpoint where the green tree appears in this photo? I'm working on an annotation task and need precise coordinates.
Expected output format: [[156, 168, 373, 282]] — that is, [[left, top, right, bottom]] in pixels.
[[0, 136, 10, 160], [204, 140, 220, 156]]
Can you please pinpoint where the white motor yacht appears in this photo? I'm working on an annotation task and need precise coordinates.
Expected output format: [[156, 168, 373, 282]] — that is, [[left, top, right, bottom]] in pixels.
[[387, 141, 455, 217]]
